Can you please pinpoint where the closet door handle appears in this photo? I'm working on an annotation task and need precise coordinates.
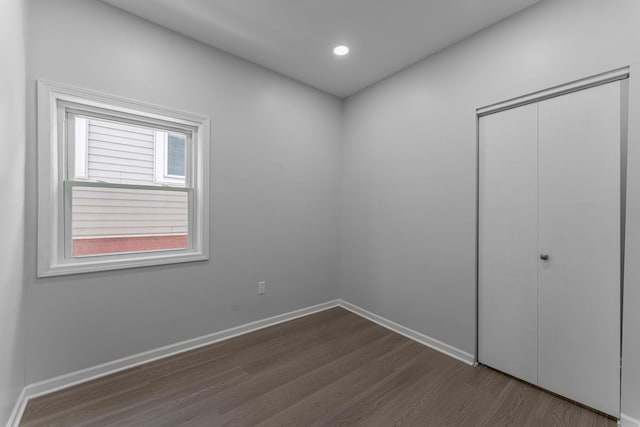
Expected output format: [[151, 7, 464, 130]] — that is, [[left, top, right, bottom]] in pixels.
[[540, 254, 549, 260]]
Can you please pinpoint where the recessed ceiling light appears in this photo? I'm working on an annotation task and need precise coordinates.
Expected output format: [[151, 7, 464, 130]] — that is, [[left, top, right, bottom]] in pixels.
[[333, 45, 350, 56]]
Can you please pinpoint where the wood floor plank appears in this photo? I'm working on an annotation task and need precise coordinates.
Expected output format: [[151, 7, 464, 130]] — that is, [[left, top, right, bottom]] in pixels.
[[479, 378, 541, 426], [20, 307, 617, 427], [317, 357, 434, 426], [212, 323, 388, 415], [236, 336, 415, 427], [202, 335, 398, 425]]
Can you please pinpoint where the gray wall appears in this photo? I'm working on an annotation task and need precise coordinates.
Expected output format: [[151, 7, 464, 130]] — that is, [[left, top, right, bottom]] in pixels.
[[340, 0, 640, 418], [20, 0, 640, 421], [0, 0, 26, 423], [25, 0, 342, 384]]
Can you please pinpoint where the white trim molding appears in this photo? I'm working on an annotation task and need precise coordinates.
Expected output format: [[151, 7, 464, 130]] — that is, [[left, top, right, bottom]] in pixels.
[[622, 414, 640, 427], [5, 388, 27, 427], [25, 301, 340, 398], [477, 67, 630, 117], [6, 300, 340, 427], [7, 299, 475, 426], [338, 300, 475, 365]]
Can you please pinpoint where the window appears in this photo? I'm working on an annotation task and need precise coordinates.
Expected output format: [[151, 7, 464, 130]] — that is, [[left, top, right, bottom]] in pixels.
[[37, 80, 210, 277], [154, 131, 186, 185]]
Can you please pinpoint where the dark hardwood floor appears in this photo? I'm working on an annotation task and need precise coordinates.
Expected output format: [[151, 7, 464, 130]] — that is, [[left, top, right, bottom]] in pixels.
[[20, 307, 615, 426]]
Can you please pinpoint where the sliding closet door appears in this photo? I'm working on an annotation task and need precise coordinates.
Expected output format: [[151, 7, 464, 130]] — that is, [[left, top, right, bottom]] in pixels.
[[478, 104, 539, 384], [537, 82, 621, 416]]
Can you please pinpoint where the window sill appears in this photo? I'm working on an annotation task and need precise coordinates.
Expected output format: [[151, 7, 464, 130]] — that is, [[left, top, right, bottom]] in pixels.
[[38, 251, 209, 277]]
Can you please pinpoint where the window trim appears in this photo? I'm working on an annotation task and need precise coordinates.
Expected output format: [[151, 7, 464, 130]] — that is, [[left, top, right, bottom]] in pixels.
[[37, 80, 210, 277]]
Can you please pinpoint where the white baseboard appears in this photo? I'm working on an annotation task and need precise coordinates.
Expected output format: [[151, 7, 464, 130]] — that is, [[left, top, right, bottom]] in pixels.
[[6, 299, 339, 427], [622, 413, 640, 427], [5, 388, 27, 427], [7, 298, 477, 427], [8, 296, 632, 426], [337, 299, 475, 365]]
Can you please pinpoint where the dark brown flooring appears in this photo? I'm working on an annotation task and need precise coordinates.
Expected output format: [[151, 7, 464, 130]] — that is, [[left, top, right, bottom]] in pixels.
[[20, 307, 615, 426]]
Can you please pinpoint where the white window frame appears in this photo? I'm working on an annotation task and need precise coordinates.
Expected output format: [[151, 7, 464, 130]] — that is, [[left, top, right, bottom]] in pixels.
[[37, 80, 210, 277]]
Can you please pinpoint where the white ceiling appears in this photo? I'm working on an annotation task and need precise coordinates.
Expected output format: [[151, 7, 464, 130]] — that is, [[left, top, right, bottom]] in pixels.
[[102, 0, 541, 98]]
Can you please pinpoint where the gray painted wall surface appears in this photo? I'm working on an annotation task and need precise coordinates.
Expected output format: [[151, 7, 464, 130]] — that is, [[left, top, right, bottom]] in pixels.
[[339, 0, 640, 418], [0, 0, 26, 423], [19, 0, 640, 421], [25, 0, 342, 384]]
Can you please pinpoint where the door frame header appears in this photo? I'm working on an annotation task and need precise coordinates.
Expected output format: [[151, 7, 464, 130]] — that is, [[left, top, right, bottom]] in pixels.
[[477, 67, 629, 117]]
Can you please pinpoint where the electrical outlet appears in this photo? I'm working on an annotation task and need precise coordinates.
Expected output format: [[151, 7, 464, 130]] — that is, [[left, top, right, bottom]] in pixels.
[[258, 281, 266, 295]]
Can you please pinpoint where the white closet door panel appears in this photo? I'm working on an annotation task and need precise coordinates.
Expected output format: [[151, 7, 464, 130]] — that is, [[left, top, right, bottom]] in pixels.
[[538, 82, 621, 416], [478, 103, 539, 384]]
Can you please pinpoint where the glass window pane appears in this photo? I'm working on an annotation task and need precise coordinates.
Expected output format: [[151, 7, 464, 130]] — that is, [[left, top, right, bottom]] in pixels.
[[167, 134, 186, 177], [71, 116, 189, 187], [71, 185, 189, 256], [74, 117, 88, 178], [84, 118, 156, 185]]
